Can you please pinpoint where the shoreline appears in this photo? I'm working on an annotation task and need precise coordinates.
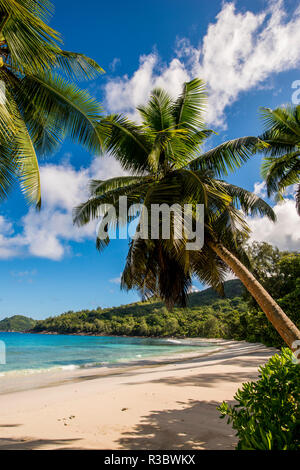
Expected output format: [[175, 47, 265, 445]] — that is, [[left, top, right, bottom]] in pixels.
[[1, 329, 215, 339], [0, 338, 227, 394], [0, 340, 277, 450]]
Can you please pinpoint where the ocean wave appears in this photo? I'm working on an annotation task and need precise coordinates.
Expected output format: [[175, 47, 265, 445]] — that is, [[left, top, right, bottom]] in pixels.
[[0, 361, 113, 377], [164, 339, 184, 344]]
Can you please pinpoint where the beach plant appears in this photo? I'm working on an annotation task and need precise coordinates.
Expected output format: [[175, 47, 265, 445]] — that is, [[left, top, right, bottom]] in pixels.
[[73, 78, 300, 349], [218, 348, 300, 450], [0, 0, 104, 207], [260, 105, 300, 215]]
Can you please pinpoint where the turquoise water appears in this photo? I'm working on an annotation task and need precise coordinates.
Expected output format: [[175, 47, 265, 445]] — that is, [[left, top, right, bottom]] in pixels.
[[0, 332, 214, 376]]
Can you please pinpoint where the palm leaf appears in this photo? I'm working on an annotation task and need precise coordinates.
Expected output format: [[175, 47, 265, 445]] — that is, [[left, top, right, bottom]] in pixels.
[[0, 139, 18, 200], [261, 152, 300, 196], [19, 72, 103, 154], [6, 0, 54, 22], [137, 88, 174, 132], [55, 50, 105, 81], [3, 67, 64, 157], [73, 179, 150, 227], [13, 110, 41, 207], [172, 78, 206, 130], [0, 73, 40, 205], [260, 106, 300, 139], [0, 0, 61, 75], [99, 114, 150, 173], [218, 181, 276, 221], [89, 175, 149, 196], [190, 136, 264, 177]]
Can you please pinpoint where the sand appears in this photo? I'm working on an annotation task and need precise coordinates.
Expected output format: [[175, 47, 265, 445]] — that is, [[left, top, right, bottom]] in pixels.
[[0, 340, 277, 450]]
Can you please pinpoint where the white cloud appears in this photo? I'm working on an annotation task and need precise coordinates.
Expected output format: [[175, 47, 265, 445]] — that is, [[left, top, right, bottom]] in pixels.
[[89, 154, 129, 180], [105, 54, 190, 121], [10, 269, 37, 278], [104, 1, 300, 127], [247, 199, 300, 251], [0, 155, 128, 261], [253, 181, 267, 198], [188, 285, 200, 293], [109, 274, 122, 285], [0, 215, 24, 259], [10, 269, 37, 284], [110, 57, 121, 72]]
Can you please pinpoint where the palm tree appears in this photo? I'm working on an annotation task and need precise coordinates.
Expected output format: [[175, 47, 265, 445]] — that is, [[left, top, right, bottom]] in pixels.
[[0, 0, 104, 207], [260, 105, 300, 214], [74, 79, 300, 349]]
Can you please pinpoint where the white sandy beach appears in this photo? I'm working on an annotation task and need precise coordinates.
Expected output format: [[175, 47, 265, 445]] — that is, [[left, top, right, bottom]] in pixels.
[[0, 340, 277, 450]]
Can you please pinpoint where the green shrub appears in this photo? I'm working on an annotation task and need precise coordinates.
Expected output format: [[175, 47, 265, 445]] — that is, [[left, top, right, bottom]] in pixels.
[[218, 348, 300, 450]]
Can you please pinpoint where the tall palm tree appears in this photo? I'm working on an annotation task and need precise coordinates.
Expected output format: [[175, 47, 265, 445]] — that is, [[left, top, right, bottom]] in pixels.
[[260, 105, 300, 214], [74, 79, 300, 349], [0, 0, 104, 207]]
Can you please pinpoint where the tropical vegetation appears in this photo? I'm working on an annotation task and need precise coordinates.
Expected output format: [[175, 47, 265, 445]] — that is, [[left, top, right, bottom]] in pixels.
[[260, 105, 300, 214], [74, 79, 300, 349], [30, 244, 299, 349], [31, 279, 246, 338], [218, 348, 300, 450], [0, 314, 36, 332], [0, 0, 103, 207]]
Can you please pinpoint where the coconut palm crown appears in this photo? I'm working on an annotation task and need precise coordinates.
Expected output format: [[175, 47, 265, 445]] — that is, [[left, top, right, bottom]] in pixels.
[[74, 79, 273, 302], [0, 0, 104, 207]]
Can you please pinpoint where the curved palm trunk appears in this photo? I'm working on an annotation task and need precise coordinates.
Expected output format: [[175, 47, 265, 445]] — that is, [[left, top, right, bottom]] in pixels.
[[208, 241, 300, 350]]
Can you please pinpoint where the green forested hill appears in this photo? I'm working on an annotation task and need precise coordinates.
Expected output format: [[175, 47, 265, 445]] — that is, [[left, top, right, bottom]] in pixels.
[[188, 279, 243, 306], [32, 279, 247, 338], [0, 315, 36, 332]]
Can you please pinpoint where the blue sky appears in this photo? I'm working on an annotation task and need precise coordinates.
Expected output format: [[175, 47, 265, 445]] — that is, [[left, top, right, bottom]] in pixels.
[[0, 0, 300, 319]]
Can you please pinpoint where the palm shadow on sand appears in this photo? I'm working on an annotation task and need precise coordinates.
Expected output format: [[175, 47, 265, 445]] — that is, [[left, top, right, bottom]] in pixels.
[[117, 399, 237, 450]]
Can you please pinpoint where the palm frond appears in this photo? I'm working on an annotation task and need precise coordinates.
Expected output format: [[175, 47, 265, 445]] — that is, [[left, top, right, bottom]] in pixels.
[[89, 176, 149, 196], [121, 238, 192, 308], [260, 106, 300, 139], [3, 67, 64, 157], [73, 179, 150, 227], [190, 245, 228, 296], [99, 114, 150, 173], [0, 139, 18, 200], [7, 0, 54, 22], [0, 0, 61, 75], [137, 87, 174, 132], [172, 78, 207, 131], [190, 136, 264, 177], [19, 72, 103, 154], [259, 130, 299, 157], [261, 152, 300, 196], [0, 74, 41, 205], [218, 181, 276, 221], [55, 50, 105, 81], [13, 110, 41, 207]]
